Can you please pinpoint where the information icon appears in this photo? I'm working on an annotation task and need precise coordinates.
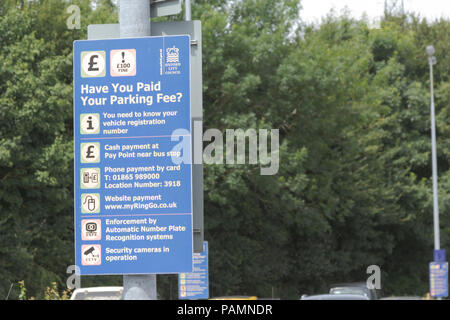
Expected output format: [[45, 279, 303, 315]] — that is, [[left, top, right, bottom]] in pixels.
[[80, 114, 100, 134]]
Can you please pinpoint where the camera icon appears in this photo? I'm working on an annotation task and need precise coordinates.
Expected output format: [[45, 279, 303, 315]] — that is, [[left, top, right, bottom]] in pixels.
[[81, 219, 101, 241]]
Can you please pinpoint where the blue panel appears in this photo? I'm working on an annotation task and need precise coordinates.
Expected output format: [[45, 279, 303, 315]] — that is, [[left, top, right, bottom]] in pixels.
[[74, 36, 193, 275], [434, 249, 446, 262], [430, 262, 448, 298], [178, 241, 209, 299]]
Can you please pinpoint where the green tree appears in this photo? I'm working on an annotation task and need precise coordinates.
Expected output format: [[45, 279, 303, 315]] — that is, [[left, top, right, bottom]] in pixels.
[[0, 0, 448, 299], [0, 0, 117, 299]]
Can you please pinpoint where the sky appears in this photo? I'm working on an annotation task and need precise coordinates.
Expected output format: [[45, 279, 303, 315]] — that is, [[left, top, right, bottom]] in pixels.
[[301, 0, 450, 23]]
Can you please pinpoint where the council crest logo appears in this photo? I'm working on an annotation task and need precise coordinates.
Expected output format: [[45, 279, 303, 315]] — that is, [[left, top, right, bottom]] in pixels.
[[166, 46, 180, 63], [163, 46, 182, 75]]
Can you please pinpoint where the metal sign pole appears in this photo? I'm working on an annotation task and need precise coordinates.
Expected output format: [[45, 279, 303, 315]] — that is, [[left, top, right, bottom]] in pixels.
[[429, 56, 440, 252], [84, 1, 201, 299], [119, 0, 157, 300], [185, 0, 191, 21]]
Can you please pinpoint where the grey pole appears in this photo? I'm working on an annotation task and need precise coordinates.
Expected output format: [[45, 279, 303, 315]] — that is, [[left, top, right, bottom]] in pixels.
[[119, 0, 157, 300], [119, 0, 151, 38], [427, 45, 441, 300], [185, 0, 192, 21], [426, 45, 440, 253]]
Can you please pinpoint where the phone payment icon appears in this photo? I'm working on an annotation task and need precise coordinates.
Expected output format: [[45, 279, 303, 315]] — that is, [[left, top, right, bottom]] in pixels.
[[80, 168, 100, 189]]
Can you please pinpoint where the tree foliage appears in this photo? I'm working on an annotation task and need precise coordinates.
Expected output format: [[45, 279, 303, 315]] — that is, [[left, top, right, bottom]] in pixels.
[[0, 0, 448, 299]]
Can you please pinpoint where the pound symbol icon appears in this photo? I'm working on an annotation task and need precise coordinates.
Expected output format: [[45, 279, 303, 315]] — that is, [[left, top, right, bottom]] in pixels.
[[81, 143, 100, 163], [81, 51, 106, 78]]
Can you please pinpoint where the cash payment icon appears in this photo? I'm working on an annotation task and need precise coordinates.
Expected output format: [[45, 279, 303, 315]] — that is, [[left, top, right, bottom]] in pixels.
[[81, 51, 106, 78], [81, 143, 100, 163]]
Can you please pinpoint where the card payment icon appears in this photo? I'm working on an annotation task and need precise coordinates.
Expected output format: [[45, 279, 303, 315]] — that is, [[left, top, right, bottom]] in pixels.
[[81, 168, 100, 189]]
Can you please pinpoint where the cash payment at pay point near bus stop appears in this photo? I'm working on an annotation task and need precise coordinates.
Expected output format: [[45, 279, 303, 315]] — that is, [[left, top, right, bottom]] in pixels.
[[73, 35, 194, 275]]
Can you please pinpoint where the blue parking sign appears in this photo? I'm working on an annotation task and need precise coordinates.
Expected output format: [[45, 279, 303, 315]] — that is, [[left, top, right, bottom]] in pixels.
[[179, 241, 209, 299], [74, 35, 193, 275], [430, 262, 448, 298]]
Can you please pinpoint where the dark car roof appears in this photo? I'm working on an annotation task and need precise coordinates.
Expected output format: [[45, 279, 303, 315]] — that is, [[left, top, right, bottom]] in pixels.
[[302, 294, 370, 300], [329, 282, 379, 300], [330, 282, 367, 288], [381, 296, 422, 300]]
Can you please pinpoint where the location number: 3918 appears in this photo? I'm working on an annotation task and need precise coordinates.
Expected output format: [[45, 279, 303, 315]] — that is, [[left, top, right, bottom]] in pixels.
[[164, 180, 181, 188]]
